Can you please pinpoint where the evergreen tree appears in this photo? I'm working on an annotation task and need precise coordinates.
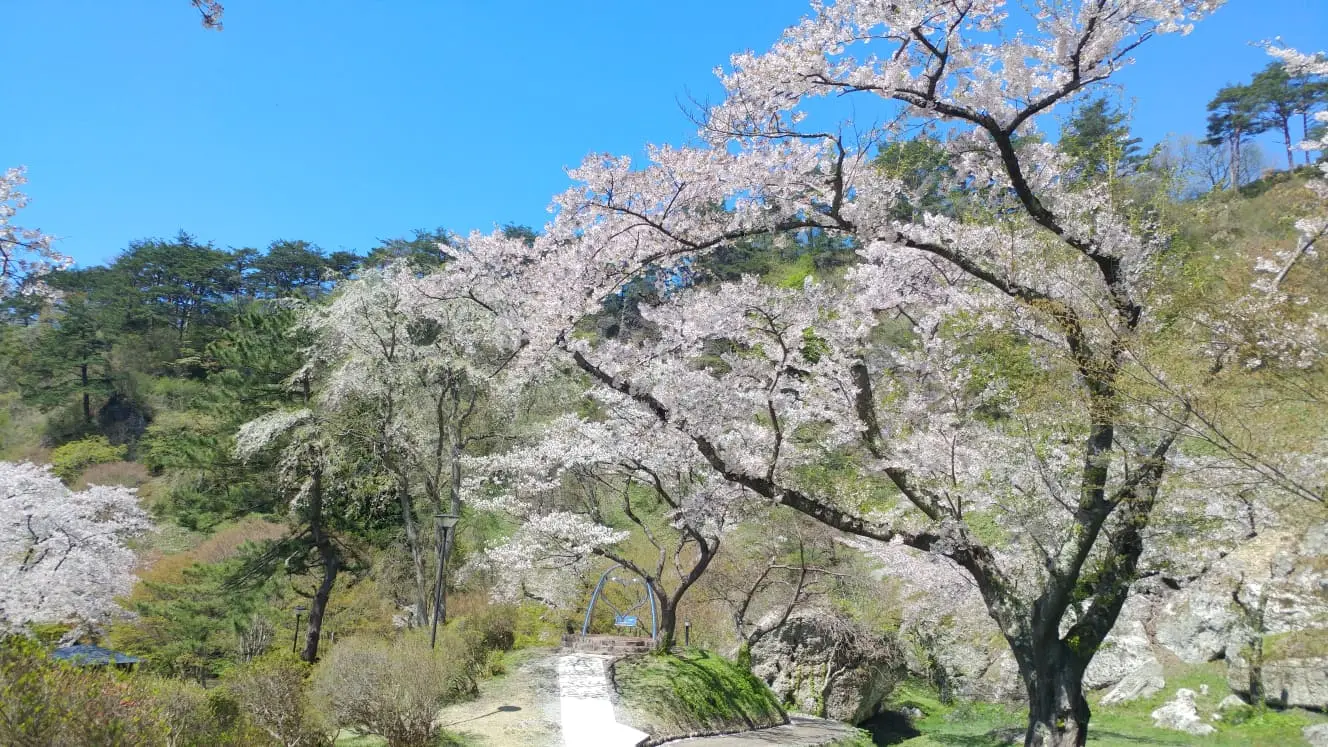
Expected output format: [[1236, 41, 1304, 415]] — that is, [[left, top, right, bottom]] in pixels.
[[1059, 97, 1144, 182], [1206, 83, 1268, 189]]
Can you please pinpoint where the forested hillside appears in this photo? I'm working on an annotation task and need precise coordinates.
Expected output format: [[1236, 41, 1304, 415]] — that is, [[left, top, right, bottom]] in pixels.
[[2, 2, 1328, 747]]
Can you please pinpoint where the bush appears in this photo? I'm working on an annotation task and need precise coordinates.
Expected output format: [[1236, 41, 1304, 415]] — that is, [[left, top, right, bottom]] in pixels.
[[50, 435, 127, 482], [143, 676, 266, 746], [462, 602, 517, 653], [0, 635, 160, 746], [311, 630, 484, 747], [222, 653, 332, 747]]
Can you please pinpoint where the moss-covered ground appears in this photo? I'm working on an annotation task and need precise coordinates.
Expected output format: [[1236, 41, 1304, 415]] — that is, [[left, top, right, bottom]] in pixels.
[[611, 648, 787, 742]]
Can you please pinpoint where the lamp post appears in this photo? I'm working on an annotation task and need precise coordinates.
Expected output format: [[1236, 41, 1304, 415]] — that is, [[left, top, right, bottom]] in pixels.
[[293, 605, 307, 654], [430, 513, 460, 649]]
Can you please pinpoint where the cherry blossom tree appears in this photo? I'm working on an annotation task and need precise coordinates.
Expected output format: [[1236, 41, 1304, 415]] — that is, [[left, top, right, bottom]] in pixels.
[[190, 0, 224, 29], [298, 264, 525, 625], [0, 167, 69, 299], [423, 2, 1325, 744], [0, 461, 150, 631], [471, 393, 753, 651], [233, 382, 360, 663]]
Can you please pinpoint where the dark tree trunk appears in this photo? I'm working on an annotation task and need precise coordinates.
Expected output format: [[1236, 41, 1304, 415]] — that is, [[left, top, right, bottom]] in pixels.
[[1283, 120, 1295, 171], [80, 364, 91, 424], [1248, 635, 1265, 708], [397, 484, 429, 626], [1305, 112, 1315, 166], [1230, 133, 1242, 190], [302, 551, 340, 663], [654, 599, 678, 653], [1022, 642, 1090, 747]]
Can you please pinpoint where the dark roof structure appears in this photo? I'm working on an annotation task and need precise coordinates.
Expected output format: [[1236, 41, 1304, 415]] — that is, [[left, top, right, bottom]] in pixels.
[[51, 644, 142, 666]]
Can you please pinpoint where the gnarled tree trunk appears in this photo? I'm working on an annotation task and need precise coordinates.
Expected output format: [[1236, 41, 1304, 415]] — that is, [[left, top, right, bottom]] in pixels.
[[1020, 642, 1089, 747]]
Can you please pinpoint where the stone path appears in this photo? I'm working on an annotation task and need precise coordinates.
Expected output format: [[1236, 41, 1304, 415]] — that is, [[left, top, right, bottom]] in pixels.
[[557, 653, 650, 747], [657, 715, 863, 746]]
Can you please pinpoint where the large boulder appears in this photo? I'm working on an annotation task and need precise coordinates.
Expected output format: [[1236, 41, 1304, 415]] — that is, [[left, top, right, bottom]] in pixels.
[[748, 608, 903, 724], [1085, 620, 1161, 691], [1100, 659, 1166, 706], [1304, 723, 1328, 747], [1150, 688, 1215, 736], [1227, 654, 1328, 711], [1154, 585, 1241, 664]]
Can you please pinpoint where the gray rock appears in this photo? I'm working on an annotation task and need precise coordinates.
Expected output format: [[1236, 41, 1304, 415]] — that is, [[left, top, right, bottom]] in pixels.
[[1150, 688, 1216, 736], [1228, 655, 1328, 710], [1304, 723, 1328, 747], [749, 608, 903, 724], [1100, 659, 1166, 706], [1085, 621, 1160, 691], [1155, 588, 1240, 663], [1216, 694, 1247, 712]]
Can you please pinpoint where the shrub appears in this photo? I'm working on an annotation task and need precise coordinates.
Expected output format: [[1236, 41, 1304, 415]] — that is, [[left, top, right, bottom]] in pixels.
[[142, 676, 265, 746], [50, 436, 127, 482], [222, 653, 332, 747], [0, 635, 161, 746], [311, 630, 484, 747], [462, 602, 517, 653]]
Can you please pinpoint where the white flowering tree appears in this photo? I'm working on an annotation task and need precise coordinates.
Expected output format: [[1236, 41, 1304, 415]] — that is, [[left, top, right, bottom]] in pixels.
[[422, 2, 1328, 744], [299, 264, 525, 625], [233, 388, 360, 663], [0, 168, 69, 299], [472, 394, 752, 650], [0, 461, 150, 631]]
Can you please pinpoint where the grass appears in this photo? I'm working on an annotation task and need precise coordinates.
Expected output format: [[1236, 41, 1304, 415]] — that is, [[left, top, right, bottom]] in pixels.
[[881, 665, 1328, 747], [612, 648, 786, 742]]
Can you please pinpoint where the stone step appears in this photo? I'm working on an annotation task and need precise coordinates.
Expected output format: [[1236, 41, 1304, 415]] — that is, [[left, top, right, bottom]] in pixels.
[[562, 634, 655, 654]]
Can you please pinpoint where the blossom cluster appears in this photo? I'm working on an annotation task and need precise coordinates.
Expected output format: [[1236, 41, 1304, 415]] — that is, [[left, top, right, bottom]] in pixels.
[[0, 462, 150, 629]]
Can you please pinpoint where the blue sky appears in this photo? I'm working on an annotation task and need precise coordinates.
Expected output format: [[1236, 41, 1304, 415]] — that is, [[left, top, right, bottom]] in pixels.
[[4, 1, 1326, 268]]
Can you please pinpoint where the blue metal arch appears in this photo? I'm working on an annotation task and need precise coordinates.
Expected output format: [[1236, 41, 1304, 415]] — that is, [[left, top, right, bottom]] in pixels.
[[580, 563, 658, 639]]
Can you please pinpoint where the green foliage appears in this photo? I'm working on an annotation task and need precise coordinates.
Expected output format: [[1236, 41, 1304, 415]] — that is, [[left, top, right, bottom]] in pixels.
[[222, 653, 333, 746], [612, 649, 786, 740], [111, 556, 283, 680], [0, 635, 159, 746], [1059, 97, 1145, 182], [49, 435, 127, 481]]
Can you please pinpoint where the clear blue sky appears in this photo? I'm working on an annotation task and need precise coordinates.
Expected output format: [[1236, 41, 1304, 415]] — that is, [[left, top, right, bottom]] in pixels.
[[4, 1, 1325, 268]]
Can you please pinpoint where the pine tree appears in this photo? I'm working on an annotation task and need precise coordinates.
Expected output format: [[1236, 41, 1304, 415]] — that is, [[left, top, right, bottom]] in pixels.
[[1059, 97, 1144, 182], [1206, 83, 1268, 189]]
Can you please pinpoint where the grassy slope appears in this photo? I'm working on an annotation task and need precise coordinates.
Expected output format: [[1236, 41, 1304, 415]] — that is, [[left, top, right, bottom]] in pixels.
[[612, 649, 787, 742], [886, 662, 1327, 746]]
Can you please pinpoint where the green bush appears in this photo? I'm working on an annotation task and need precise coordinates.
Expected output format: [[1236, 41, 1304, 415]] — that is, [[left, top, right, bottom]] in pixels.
[[311, 630, 483, 747], [221, 653, 332, 747], [50, 435, 127, 482], [0, 635, 160, 746]]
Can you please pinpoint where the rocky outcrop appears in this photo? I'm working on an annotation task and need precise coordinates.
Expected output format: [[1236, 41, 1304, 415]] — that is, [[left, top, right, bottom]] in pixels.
[[1085, 619, 1162, 691], [1228, 654, 1328, 711], [1150, 688, 1215, 736], [849, 518, 1328, 708], [748, 608, 903, 724], [1304, 723, 1328, 747], [1100, 659, 1166, 706]]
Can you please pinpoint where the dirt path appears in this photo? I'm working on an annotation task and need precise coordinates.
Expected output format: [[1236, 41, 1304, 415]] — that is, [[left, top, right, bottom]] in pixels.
[[434, 649, 563, 746]]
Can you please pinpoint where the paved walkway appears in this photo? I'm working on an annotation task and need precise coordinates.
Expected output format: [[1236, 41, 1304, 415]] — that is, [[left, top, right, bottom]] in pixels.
[[557, 653, 650, 747], [658, 715, 863, 746]]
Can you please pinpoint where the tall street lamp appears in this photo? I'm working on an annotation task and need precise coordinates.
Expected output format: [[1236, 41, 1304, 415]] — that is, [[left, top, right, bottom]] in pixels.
[[430, 513, 460, 649], [293, 605, 308, 655]]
